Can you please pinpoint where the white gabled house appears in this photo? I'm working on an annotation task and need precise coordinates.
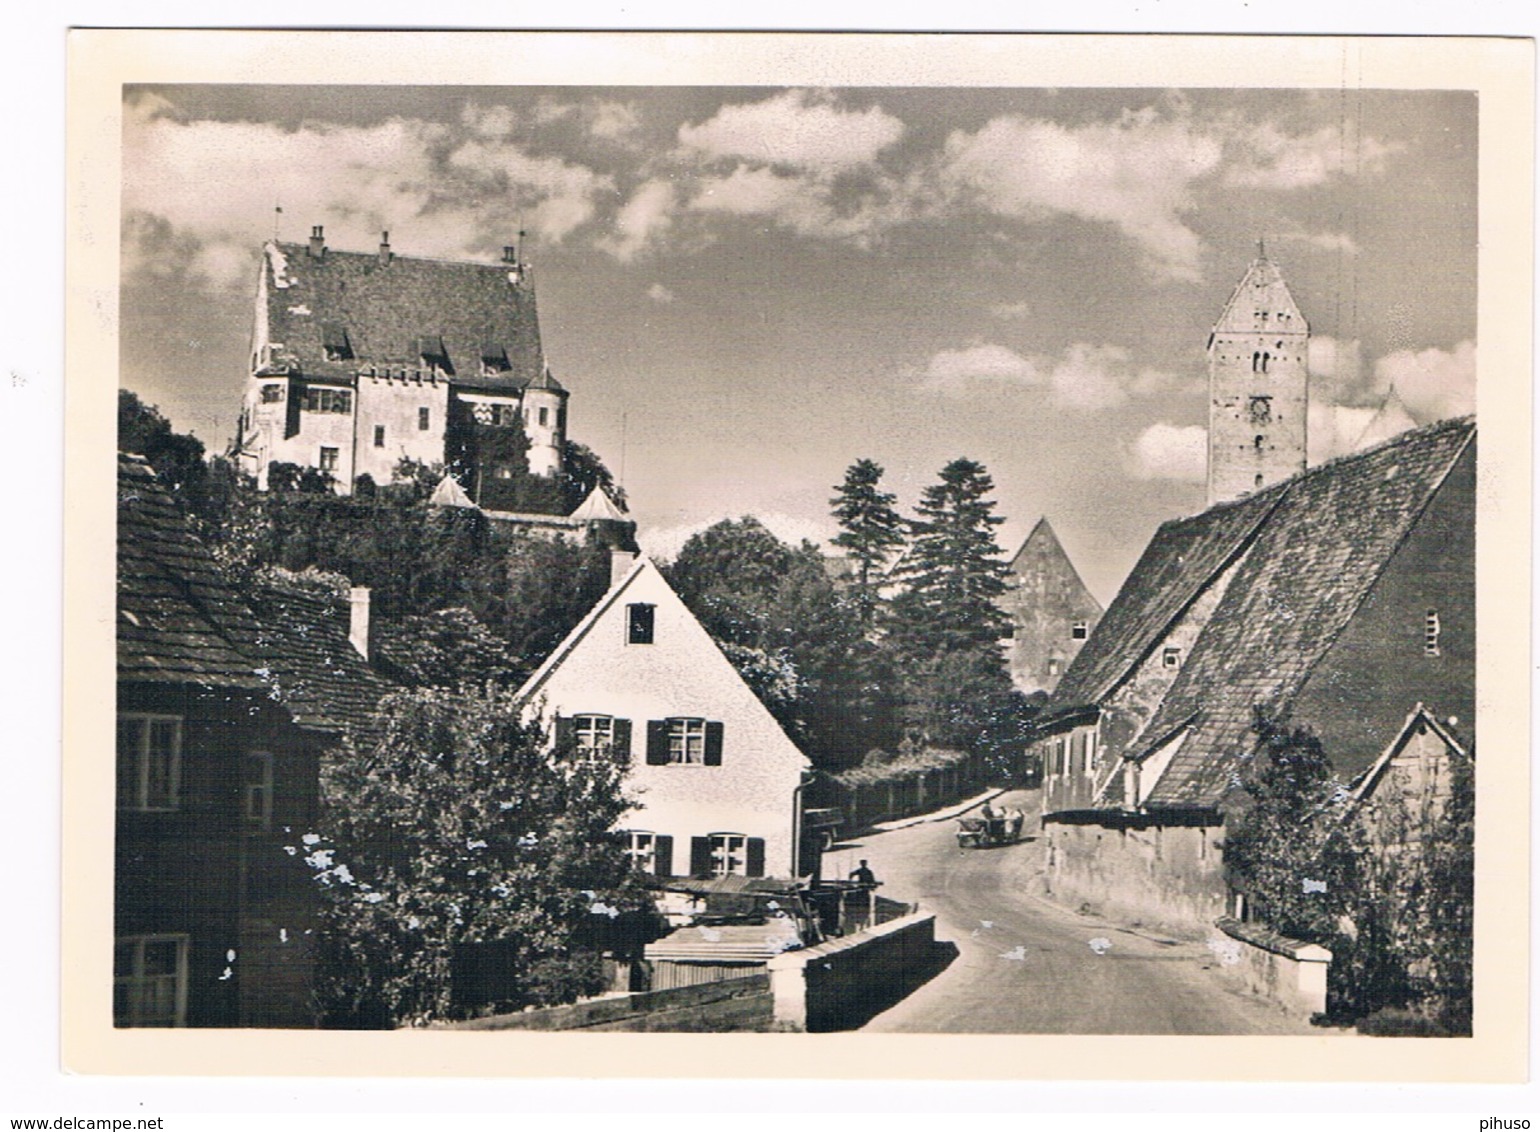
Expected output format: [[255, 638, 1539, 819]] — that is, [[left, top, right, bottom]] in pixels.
[[517, 555, 812, 881]]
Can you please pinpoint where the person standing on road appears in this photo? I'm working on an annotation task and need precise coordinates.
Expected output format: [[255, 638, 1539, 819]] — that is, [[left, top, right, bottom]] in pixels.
[[850, 859, 878, 888]]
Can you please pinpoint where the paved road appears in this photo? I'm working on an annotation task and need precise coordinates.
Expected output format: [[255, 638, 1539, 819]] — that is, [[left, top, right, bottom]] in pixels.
[[848, 790, 1314, 1034]]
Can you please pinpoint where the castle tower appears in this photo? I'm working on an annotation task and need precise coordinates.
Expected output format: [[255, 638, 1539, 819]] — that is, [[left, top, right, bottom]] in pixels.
[[522, 364, 568, 478], [1206, 253, 1309, 506]]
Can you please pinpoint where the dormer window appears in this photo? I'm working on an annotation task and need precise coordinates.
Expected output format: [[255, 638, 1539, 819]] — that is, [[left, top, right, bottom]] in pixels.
[[480, 341, 510, 376], [321, 322, 352, 362], [416, 334, 452, 374], [1425, 609, 1441, 656], [1162, 646, 1181, 669]]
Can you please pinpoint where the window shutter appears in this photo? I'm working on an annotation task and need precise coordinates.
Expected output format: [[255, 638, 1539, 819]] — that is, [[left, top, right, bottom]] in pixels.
[[746, 837, 766, 878], [554, 716, 573, 751], [612, 718, 632, 763], [645, 720, 669, 765], [689, 837, 712, 878], [653, 834, 674, 878], [704, 721, 724, 766]]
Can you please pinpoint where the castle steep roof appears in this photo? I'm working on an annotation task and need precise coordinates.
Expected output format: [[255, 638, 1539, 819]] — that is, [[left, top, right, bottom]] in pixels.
[[261, 240, 546, 393]]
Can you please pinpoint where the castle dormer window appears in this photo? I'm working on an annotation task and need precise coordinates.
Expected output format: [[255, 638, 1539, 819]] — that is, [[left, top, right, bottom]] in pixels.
[[480, 341, 510, 375], [416, 334, 451, 374], [321, 322, 352, 362]]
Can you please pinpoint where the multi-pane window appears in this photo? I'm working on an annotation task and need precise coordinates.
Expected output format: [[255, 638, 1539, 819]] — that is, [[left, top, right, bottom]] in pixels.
[[710, 833, 748, 877], [1425, 609, 1442, 657], [573, 715, 615, 760], [418, 407, 430, 431], [373, 425, 386, 448], [627, 603, 655, 645], [244, 751, 274, 829], [669, 718, 707, 765], [114, 935, 188, 1027], [117, 714, 181, 811], [625, 831, 657, 873], [318, 447, 339, 472], [260, 383, 285, 403], [301, 387, 352, 414]]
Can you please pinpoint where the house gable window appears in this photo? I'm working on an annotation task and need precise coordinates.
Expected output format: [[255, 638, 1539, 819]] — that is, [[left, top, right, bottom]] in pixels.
[[645, 718, 724, 766], [117, 714, 182, 811], [244, 751, 275, 829], [626, 603, 655, 645], [690, 833, 766, 878], [114, 934, 189, 1027], [624, 830, 674, 876], [556, 714, 632, 763], [1071, 620, 1089, 640]]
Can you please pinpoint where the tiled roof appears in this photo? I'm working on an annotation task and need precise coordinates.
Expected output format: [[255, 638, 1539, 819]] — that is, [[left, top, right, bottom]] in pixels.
[[1139, 416, 1474, 809], [262, 241, 545, 393], [118, 453, 268, 691], [1047, 485, 1284, 715], [245, 582, 395, 739]]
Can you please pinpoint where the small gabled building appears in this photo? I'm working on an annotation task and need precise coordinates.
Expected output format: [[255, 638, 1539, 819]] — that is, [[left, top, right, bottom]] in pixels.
[[518, 557, 813, 882], [999, 517, 1104, 695], [117, 454, 322, 1027], [1032, 416, 1474, 933], [1342, 703, 1472, 857]]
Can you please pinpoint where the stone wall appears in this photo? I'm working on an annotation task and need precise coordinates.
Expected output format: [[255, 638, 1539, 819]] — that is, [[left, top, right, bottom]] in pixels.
[[768, 911, 939, 1032], [1045, 817, 1226, 936], [1211, 916, 1331, 1018], [447, 973, 774, 1032]]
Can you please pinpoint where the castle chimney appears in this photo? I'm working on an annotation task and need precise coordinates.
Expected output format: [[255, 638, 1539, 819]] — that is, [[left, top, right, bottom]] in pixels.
[[348, 586, 371, 661], [378, 231, 392, 266], [609, 549, 637, 590], [308, 225, 325, 259]]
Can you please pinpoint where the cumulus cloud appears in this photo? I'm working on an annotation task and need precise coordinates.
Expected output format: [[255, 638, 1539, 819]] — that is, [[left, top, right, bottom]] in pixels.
[[1374, 340, 1475, 423], [599, 179, 678, 262], [679, 89, 904, 173], [589, 99, 642, 142], [918, 340, 1186, 410], [1224, 122, 1397, 190], [1128, 423, 1208, 482], [937, 108, 1221, 280], [646, 282, 676, 304], [1308, 336, 1367, 403], [989, 301, 1031, 320]]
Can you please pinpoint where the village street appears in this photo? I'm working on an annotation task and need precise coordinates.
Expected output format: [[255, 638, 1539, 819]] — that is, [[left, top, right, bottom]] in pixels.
[[851, 790, 1315, 1035]]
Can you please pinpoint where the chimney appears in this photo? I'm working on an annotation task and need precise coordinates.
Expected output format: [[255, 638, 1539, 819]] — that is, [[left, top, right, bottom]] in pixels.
[[609, 549, 637, 590], [348, 586, 371, 661], [308, 225, 325, 259], [378, 231, 392, 266]]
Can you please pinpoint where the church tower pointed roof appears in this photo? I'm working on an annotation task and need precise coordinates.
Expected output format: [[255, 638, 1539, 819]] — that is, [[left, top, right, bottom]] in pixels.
[[1208, 254, 1309, 344], [1352, 385, 1421, 452]]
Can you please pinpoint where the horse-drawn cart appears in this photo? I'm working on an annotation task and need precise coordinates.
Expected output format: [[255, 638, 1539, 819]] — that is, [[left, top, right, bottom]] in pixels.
[[955, 809, 1024, 849]]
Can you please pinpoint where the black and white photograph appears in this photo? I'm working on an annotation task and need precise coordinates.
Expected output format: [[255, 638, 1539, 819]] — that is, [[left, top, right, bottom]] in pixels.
[[57, 29, 1531, 1086]]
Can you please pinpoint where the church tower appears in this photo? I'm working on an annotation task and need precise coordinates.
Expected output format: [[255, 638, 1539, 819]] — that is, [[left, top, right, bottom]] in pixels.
[[1206, 253, 1309, 506]]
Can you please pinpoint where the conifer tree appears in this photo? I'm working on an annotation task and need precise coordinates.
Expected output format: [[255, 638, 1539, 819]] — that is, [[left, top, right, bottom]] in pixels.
[[888, 457, 1013, 655], [829, 459, 906, 628]]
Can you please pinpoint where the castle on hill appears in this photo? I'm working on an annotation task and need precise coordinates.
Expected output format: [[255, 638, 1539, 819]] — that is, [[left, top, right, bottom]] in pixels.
[[230, 226, 569, 504]]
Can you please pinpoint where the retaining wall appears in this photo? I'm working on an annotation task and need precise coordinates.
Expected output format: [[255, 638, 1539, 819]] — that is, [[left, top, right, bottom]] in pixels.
[[1211, 916, 1331, 1019], [767, 911, 939, 1032], [446, 972, 773, 1032]]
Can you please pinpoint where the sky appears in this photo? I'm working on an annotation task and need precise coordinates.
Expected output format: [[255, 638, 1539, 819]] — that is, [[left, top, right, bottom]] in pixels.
[[119, 84, 1477, 603]]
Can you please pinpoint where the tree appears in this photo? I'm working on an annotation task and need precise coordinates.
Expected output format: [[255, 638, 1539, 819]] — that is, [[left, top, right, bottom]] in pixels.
[[888, 458, 1013, 656], [372, 607, 523, 692], [305, 686, 650, 1027], [559, 440, 628, 514], [1222, 708, 1342, 943], [829, 459, 906, 629]]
